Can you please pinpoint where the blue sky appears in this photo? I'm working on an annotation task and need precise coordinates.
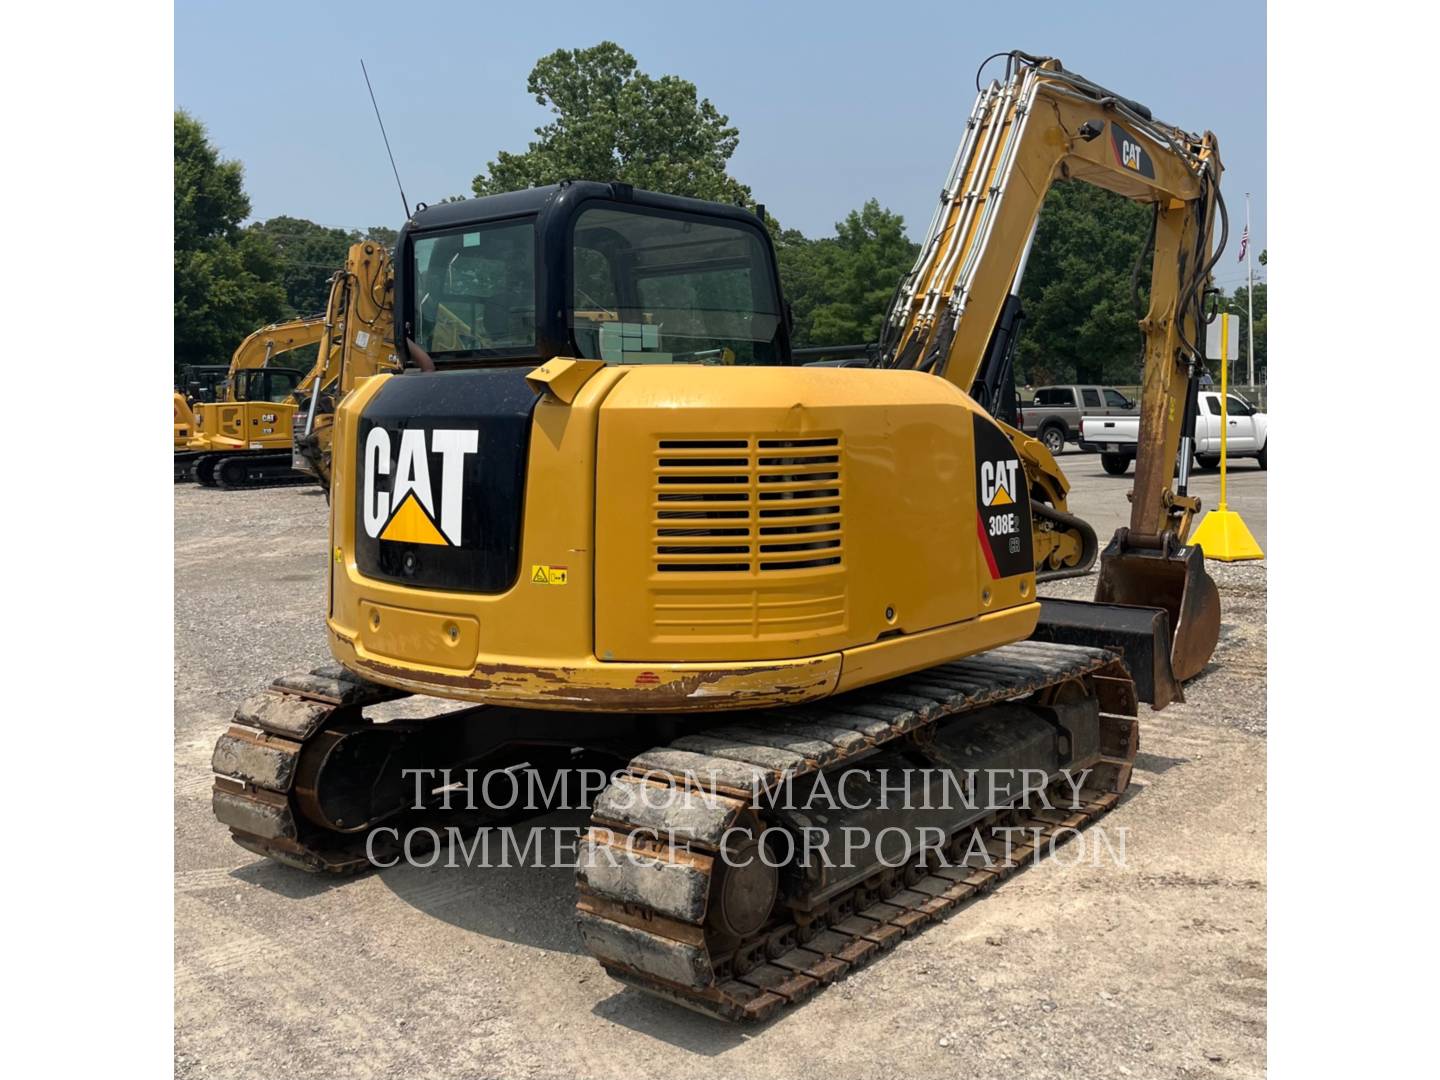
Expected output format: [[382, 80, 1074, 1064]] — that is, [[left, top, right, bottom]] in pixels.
[[176, 0, 1266, 291]]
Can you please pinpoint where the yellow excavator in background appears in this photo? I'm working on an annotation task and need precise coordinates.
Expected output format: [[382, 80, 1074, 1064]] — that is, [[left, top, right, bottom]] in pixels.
[[176, 318, 325, 486], [212, 53, 1225, 1021], [173, 365, 230, 450], [290, 240, 399, 491], [173, 391, 198, 451], [177, 242, 399, 490]]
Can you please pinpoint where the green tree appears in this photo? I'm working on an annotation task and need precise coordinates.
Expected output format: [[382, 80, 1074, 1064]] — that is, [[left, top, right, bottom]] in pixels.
[[771, 225, 826, 347], [245, 220, 403, 317], [365, 225, 399, 249], [1014, 182, 1153, 387], [472, 42, 749, 203], [808, 202, 918, 345], [1224, 281, 1266, 383], [174, 111, 285, 371], [247, 216, 353, 316]]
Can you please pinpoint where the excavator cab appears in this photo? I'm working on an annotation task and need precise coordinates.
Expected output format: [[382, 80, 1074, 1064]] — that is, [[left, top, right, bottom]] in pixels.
[[397, 182, 791, 370], [232, 367, 306, 404], [179, 364, 229, 404]]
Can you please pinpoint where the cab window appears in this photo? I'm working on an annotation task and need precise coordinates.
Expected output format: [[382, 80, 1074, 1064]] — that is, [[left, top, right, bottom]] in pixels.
[[1103, 388, 1131, 408], [1226, 395, 1253, 416], [266, 371, 299, 403], [1034, 388, 1074, 407], [1081, 388, 1101, 408], [411, 219, 537, 359], [570, 204, 784, 365]]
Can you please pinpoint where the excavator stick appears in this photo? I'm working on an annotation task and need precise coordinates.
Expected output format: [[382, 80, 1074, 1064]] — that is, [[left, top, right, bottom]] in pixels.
[[1092, 529, 1221, 683]]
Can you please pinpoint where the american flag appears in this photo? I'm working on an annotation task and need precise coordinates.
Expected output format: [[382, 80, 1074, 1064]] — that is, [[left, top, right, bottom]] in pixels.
[[1237, 224, 1249, 262]]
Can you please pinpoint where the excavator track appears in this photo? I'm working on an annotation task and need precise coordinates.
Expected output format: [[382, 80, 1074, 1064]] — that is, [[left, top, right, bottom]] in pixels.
[[184, 451, 312, 490], [214, 642, 1137, 1024], [211, 664, 414, 873], [574, 640, 1137, 1022]]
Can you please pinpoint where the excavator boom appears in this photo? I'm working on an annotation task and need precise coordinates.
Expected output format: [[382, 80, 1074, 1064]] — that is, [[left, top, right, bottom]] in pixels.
[[881, 53, 1225, 682]]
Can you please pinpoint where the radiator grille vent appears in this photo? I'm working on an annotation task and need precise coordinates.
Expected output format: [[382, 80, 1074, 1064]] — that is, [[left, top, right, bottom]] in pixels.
[[653, 436, 844, 573]]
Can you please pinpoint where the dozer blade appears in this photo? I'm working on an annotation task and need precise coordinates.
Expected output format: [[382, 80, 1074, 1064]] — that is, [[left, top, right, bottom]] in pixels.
[[1031, 598, 1183, 709], [1093, 529, 1221, 684]]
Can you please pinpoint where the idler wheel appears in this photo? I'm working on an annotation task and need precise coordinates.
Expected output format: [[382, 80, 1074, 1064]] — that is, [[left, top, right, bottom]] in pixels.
[[708, 834, 779, 940]]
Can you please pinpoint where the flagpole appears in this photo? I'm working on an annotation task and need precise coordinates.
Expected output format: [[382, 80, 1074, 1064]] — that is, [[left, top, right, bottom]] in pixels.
[[1245, 192, 1255, 388]]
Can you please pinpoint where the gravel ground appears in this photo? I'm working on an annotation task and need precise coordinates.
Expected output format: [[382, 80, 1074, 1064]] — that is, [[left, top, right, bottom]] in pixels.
[[175, 452, 1266, 1079]]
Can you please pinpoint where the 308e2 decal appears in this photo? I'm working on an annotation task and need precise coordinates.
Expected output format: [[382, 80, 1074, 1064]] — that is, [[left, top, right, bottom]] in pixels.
[[973, 415, 1032, 579]]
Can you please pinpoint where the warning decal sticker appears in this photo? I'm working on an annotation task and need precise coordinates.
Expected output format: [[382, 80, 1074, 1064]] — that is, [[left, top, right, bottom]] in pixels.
[[530, 564, 569, 585]]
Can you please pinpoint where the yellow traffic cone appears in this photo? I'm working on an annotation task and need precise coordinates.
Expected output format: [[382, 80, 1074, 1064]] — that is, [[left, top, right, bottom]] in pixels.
[[1191, 505, 1263, 561]]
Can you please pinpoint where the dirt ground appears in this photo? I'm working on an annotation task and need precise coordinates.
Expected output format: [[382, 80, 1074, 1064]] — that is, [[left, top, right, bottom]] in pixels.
[[175, 449, 1267, 1079]]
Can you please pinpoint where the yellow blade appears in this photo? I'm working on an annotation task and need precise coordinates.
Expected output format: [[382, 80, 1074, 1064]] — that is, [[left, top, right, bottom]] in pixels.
[[1190, 509, 1264, 562]]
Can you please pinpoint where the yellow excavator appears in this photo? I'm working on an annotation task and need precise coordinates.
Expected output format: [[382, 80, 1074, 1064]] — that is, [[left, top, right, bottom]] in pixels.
[[173, 390, 199, 452], [177, 318, 325, 486], [289, 240, 399, 491], [212, 53, 1224, 1021], [173, 365, 230, 450], [178, 242, 398, 490]]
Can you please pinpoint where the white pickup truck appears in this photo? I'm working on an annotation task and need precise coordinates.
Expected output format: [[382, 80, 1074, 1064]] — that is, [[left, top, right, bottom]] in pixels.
[[1082, 390, 1268, 476]]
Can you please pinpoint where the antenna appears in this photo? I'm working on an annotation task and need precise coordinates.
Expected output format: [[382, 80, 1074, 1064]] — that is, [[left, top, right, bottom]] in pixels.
[[361, 59, 411, 220]]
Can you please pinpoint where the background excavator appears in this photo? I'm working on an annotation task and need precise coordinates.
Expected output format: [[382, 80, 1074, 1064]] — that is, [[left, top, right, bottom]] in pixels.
[[177, 242, 399, 490], [211, 53, 1224, 1021], [173, 365, 231, 449], [289, 240, 399, 491], [176, 317, 324, 486]]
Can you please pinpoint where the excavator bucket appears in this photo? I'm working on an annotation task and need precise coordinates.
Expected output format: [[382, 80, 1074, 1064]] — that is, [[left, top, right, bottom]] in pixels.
[[1030, 530, 1220, 708], [1093, 530, 1221, 683], [1032, 597, 1183, 709]]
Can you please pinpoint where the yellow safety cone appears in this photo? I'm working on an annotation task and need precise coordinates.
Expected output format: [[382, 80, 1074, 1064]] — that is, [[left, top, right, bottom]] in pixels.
[[1190, 314, 1263, 561], [1191, 504, 1263, 561]]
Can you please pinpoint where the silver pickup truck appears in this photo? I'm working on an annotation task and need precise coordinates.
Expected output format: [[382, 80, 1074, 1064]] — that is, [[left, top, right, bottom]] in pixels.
[[1018, 384, 1138, 454]]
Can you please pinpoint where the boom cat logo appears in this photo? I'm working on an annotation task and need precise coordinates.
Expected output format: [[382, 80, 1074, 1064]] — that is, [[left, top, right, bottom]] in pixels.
[[1109, 121, 1156, 179], [362, 427, 478, 546]]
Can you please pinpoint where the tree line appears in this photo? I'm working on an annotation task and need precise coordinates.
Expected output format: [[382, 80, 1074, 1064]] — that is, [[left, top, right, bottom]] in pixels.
[[176, 43, 1265, 384]]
